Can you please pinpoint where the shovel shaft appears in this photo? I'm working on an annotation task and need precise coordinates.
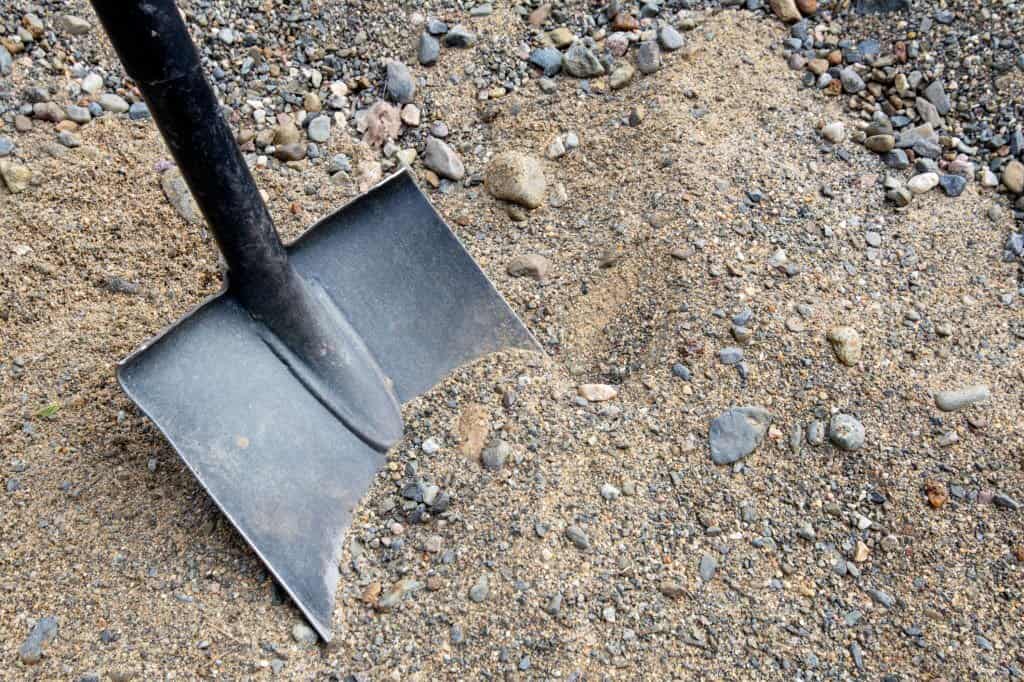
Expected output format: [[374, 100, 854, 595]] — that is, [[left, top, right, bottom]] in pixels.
[[89, 0, 289, 299]]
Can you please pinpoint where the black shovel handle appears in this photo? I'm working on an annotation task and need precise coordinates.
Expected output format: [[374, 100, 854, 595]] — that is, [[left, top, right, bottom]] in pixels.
[[90, 0, 289, 296]]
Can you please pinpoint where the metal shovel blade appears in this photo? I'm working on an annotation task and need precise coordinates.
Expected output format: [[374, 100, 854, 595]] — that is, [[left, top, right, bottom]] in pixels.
[[119, 170, 539, 640]]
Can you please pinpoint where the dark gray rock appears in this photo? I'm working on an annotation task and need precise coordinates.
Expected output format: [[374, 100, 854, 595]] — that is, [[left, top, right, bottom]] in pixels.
[[384, 62, 415, 103], [709, 406, 772, 465], [938, 174, 967, 197], [636, 41, 662, 75], [854, 0, 909, 13], [443, 25, 476, 48], [840, 67, 865, 94], [924, 80, 951, 115], [418, 34, 440, 66], [565, 524, 590, 550]]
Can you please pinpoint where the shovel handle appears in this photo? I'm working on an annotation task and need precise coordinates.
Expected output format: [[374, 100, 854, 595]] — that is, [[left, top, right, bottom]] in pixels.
[[89, 0, 289, 296]]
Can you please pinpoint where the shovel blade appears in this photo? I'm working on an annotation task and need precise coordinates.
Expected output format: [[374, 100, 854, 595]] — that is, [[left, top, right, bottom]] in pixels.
[[119, 170, 538, 639]]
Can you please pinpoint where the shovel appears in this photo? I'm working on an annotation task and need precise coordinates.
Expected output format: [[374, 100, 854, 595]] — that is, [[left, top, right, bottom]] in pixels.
[[91, 0, 539, 640]]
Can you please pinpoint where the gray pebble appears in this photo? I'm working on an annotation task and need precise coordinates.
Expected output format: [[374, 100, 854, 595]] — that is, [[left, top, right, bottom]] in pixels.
[[18, 616, 58, 664], [709, 406, 772, 465], [934, 385, 990, 411], [565, 524, 590, 550], [828, 414, 865, 451], [698, 553, 717, 580]]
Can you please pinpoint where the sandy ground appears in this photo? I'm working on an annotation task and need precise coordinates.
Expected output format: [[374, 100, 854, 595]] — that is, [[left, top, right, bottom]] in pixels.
[[2, 9, 1023, 681]]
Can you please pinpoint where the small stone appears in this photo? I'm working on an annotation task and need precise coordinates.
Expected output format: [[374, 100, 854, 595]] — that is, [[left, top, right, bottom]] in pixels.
[[18, 617, 58, 664], [274, 143, 306, 161], [291, 622, 317, 647], [128, 102, 151, 120], [506, 253, 551, 281], [81, 72, 104, 94], [565, 524, 590, 550], [636, 41, 661, 74], [939, 174, 967, 197], [993, 494, 1021, 511], [769, 0, 802, 22], [826, 326, 862, 366], [865, 134, 895, 153], [658, 25, 684, 51], [99, 93, 130, 113], [709, 407, 772, 465], [563, 42, 605, 78], [384, 62, 416, 104], [55, 15, 92, 35], [0, 159, 32, 193], [547, 28, 575, 49], [609, 63, 635, 90], [600, 483, 621, 500], [923, 80, 950, 115], [698, 553, 717, 581], [481, 440, 511, 470], [578, 383, 617, 402], [934, 385, 990, 411], [924, 479, 948, 509], [418, 34, 440, 66], [307, 115, 330, 143], [529, 48, 563, 77], [422, 137, 464, 180], [160, 168, 200, 224], [1002, 160, 1024, 194], [718, 347, 744, 365], [443, 25, 476, 48], [659, 580, 685, 598], [840, 67, 865, 94], [867, 588, 895, 608], [821, 121, 845, 143], [907, 172, 939, 194], [469, 575, 489, 602], [485, 152, 546, 208], [828, 414, 865, 451]]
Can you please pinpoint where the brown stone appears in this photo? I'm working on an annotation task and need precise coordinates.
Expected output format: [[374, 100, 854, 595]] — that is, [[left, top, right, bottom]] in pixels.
[[796, 0, 817, 14], [612, 13, 639, 31], [924, 479, 948, 509], [769, 0, 802, 22], [528, 3, 552, 26]]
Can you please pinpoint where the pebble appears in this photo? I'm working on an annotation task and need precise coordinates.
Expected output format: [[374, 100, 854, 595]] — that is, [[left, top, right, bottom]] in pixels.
[[422, 137, 464, 181], [128, 102, 151, 120], [938, 174, 966, 197], [99, 93, 129, 113], [600, 483, 621, 500], [828, 414, 865, 451], [291, 622, 317, 646], [867, 588, 895, 608], [839, 67, 865, 94], [485, 152, 546, 208], [907, 172, 939, 194], [56, 14, 92, 35], [609, 63, 635, 90], [0, 159, 31, 193], [0, 137, 13, 156], [934, 385, 990, 412], [563, 42, 605, 78], [769, 0, 802, 22], [1003, 160, 1024, 194], [578, 383, 617, 402], [506, 253, 551, 281], [384, 62, 415, 104], [636, 41, 662, 75], [698, 553, 717, 581], [708, 406, 772, 465], [820, 121, 845, 143], [658, 25, 684, 51], [718, 347, 743, 365], [160, 168, 200, 224], [418, 34, 439, 66], [481, 440, 510, 470], [306, 115, 330, 143], [443, 25, 476, 48], [18, 617, 58, 664], [564, 524, 590, 550], [468, 575, 489, 602], [529, 48, 563, 77], [826, 326, 861, 366]]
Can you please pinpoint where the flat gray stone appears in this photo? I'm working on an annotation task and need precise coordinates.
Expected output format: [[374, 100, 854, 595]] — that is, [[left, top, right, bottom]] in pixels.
[[709, 406, 772, 465], [934, 385, 990, 411], [18, 617, 58, 664]]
